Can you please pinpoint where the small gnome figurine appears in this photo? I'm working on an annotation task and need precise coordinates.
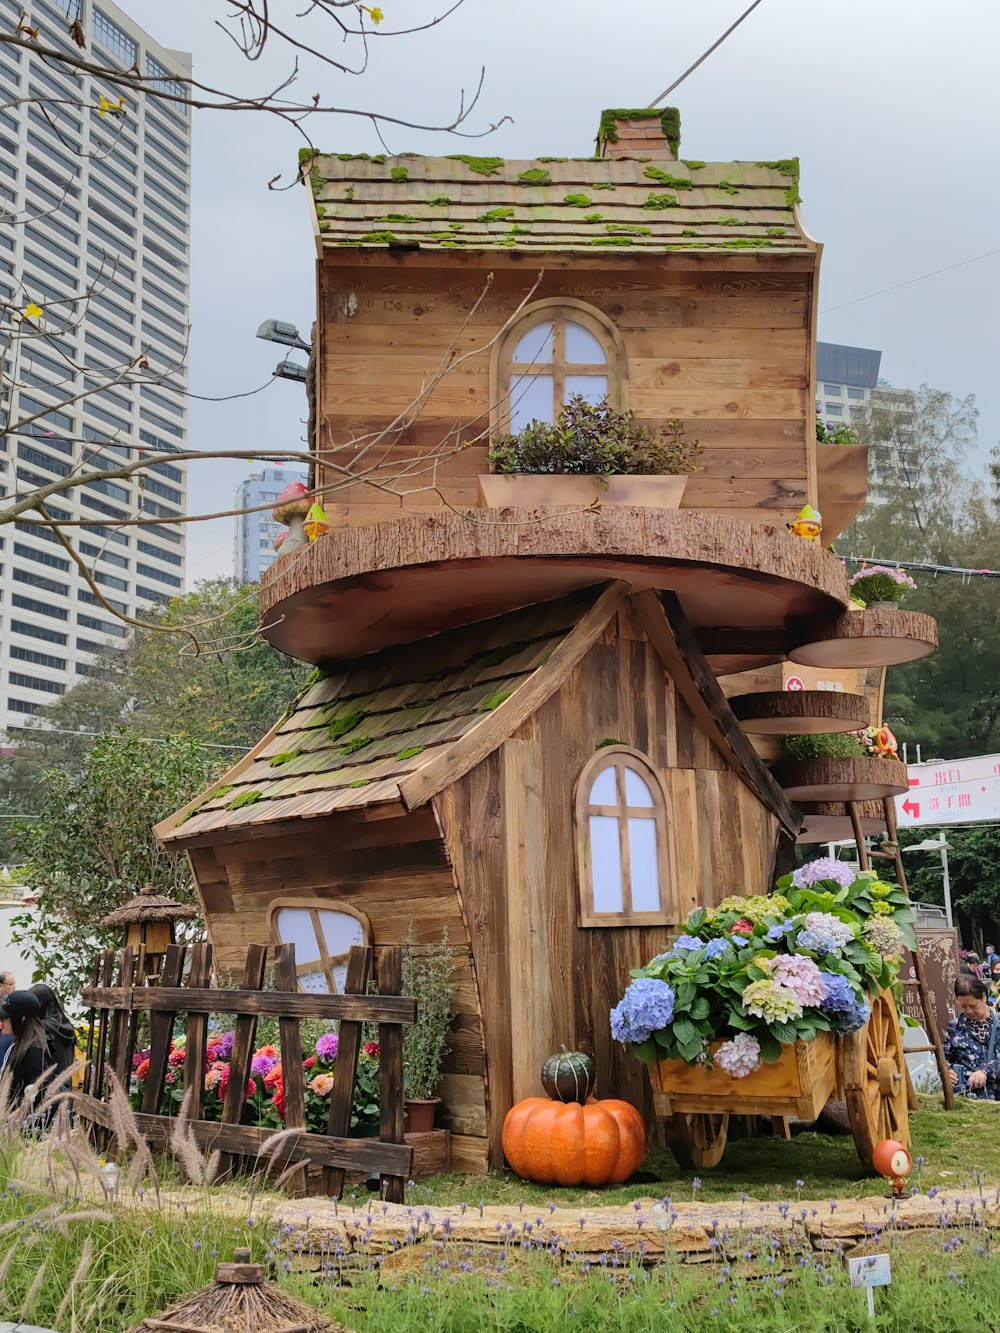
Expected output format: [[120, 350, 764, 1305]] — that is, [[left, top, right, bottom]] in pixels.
[[304, 501, 329, 542], [872, 1138, 913, 1197], [787, 504, 822, 542]]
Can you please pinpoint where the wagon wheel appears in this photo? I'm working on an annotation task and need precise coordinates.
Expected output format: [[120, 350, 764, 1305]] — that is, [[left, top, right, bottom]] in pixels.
[[662, 1113, 730, 1169], [842, 988, 909, 1173]]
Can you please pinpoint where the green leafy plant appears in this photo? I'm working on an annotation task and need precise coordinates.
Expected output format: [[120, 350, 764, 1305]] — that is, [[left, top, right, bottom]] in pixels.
[[402, 925, 457, 1101], [816, 412, 860, 445], [782, 732, 867, 761], [488, 395, 701, 477], [847, 566, 916, 606]]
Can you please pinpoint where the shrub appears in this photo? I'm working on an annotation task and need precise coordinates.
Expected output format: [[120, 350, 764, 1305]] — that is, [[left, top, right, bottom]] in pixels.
[[402, 925, 457, 1101], [488, 396, 701, 477], [782, 732, 867, 760], [847, 565, 916, 606]]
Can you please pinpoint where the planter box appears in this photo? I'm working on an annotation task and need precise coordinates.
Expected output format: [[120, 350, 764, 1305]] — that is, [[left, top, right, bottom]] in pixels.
[[648, 1033, 838, 1120], [477, 473, 689, 510], [405, 1128, 451, 1178], [770, 755, 909, 802], [815, 443, 869, 543]]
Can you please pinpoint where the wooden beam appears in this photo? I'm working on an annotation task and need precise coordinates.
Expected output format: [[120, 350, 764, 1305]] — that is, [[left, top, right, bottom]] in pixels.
[[398, 581, 630, 811], [81, 986, 416, 1024], [633, 589, 802, 836]]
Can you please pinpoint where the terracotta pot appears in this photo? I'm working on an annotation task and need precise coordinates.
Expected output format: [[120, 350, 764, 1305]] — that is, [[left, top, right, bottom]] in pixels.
[[404, 1097, 440, 1134], [477, 473, 688, 510]]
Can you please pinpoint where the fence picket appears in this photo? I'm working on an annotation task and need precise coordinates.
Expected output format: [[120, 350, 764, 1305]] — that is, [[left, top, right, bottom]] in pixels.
[[323, 944, 371, 1198], [377, 945, 406, 1204]]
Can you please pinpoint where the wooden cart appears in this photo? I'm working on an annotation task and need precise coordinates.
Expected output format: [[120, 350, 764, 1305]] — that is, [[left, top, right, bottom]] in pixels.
[[647, 988, 908, 1172]]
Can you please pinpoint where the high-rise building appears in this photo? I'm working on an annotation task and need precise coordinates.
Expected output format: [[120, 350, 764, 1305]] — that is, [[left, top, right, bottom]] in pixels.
[[816, 341, 883, 424], [0, 0, 190, 734], [234, 467, 307, 583]]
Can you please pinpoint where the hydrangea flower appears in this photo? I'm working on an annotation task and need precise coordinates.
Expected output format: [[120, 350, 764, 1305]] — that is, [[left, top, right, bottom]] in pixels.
[[871, 900, 894, 916], [769, 954, 827, 1007], [766, 920, 796, 943], [818, 971, 858, 1013], [731, 918, 754, 936], [869, 880, 893, 899], [715, 1033, 761, 1078], [863, 915, 905, 957], [704, 938, 731, 960], [672, 935, 706, 952], [741, 979, 803, 1023], [796, 912, 856, 954], [718, 893, 790, 923], [316, 1032, 340, 1062], [610, 977, 676, 1044], [831, 999, 871, 1034], [792, 857, 856, 890]]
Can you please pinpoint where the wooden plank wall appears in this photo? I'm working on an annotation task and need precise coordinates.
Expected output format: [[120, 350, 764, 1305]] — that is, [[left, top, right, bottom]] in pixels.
[[186, 805, 490, 1174], [434, 601, 780, 1167], [315, 260, 813, 526]]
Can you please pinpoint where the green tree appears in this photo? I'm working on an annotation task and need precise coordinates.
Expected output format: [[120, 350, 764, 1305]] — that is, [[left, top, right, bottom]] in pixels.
[[899, 825, 1000, 950], [10, 730, 221, 998]]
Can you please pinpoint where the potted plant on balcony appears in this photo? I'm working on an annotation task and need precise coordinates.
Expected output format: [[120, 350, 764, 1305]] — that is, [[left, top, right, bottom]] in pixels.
[[846, 565, 917, 611], [402, 926, 457, 1133], [480, 395, 701, 510], [771, 730, 908, 802], [814, 410, 869, 544]]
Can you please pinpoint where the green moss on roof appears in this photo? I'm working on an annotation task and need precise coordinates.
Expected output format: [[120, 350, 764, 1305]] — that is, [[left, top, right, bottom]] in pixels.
[[348, 779, 371, 789], [597, 106, 680, 157], [723, 237, 771, 249], [538, 157, 568, 163], [268, 750, 301, 768], [592, 182, 616, 191], [717, 179, 740, 196], [681, 228, 697, 237], [642, 165, 692, 189], [478, 689, 512, 712], [643, 192, 678, 210], [426, 194, 452, 206], [396, 746, 426, 760], [479, 207, 515, 223], [517, 168, 551, 185], [340, 734, 373, 755], [584, 212, 604, 223], [564, 193, 592, 207], [714, 217, 750, 226], [376, 213, 422, 223], [227, 790, 262, 810], [682, 160, 706, 170], [357, 230, 399, 244], [767, 227, 787, 236], [606, 223, 652, 236], [756, 159, 799, 178], [592, 236, 632, 247], [447, 154, 504, 176], [389, 166, 409, 182], [328, 710, 366, 741], [785, 181, 801, 209], [344, 186, 355, 201]]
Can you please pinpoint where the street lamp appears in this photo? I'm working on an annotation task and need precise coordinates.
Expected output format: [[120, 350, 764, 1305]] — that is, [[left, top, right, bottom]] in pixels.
[[272, 358, 309, 384], [902, 837, 953, 930], [256, 318, 312, 354]]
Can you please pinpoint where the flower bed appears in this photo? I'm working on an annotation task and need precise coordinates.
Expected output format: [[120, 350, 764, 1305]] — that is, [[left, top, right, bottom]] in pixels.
[[131, 1029, 382, 1134], [612, 859, 914, 1075]]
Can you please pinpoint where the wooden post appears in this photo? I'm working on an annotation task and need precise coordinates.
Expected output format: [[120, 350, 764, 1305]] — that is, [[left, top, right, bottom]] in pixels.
[[323, 944, 372, 1199], [219, 944, 269, 1180], [183, 943, 214, 1121], [84, 955, 101, 1097], [847, 801, 870, 872], [378, 944, 406, 1204], [92, 949, 116, 1102], [881, 796, 955, 1111], [140, 945, 186, 1116], [107, 946, 135, 1089], [273, 943, 307, 1197]]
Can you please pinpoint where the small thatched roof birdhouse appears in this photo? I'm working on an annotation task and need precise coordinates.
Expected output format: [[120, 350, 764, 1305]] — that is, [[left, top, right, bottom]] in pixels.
[[102, 884, 199, 980], [127, 1248, 352, 1332]]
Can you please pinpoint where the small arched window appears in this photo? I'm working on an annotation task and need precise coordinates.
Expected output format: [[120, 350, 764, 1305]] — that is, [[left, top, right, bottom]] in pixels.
[[269, 899, 371, 993], [574, 746, 673, 928], [493, 300, 626, 434]]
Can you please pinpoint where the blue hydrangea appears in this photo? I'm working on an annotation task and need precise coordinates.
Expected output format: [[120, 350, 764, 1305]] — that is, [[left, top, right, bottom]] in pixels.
[[831, 999, 871, 1034], [672, 935, 706, 952], [704, 938, 731, 960], [765, 920, 795, 943], [610, 977, 676, 1044], [818, 972, 857, 1013]]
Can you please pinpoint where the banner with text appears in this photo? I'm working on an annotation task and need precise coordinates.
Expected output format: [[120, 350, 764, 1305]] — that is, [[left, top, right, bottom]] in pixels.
[[895, 753, 1000, 827]]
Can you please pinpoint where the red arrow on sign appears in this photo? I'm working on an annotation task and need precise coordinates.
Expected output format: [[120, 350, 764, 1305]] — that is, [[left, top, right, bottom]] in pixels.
[[901, 797, 921, 819]]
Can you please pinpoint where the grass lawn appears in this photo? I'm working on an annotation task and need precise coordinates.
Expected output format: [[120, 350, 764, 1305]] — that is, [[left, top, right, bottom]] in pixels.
[[403, 1096, 1000, 1208]]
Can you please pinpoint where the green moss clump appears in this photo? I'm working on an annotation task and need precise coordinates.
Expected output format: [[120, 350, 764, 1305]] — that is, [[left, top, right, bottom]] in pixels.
[[682, 159, 706, 170], [318, 220, 331, 231], [591, 236, 632, 247], [717, 179, 740, 196], [538, 156, 568, 163], [227, 790, 263, 810], [314, 202, 326, 219], [327, 710, 366, 741], [426, 194, 452, 206], [563, 193, 593, 208], [584, 212, 604, 223], [643, 192, 678, 210], [371, 154, 387, 165], [447, 154, 504, 176], [723, 237, 770, 249], [358, 231, 398, 244], [756, 159, 799, 178], [783, 732, 866, 761], [447, 222, 464, 231], [376, 213, 422, 223], [597, 738, 625, 748], [681, 228, 698, 237], [517, 168, 551, 185], [592, 182, 616, 191], [479, 207, 515, 223], [766, 227, 787, 236], [348, 779, 372, 789], [340, 734, 373, 755], [503, 226, 529, 241], [268, 751, 301, 768], [714, 217, 750, 226], [597, 106, 681, 157], [389, 166, 409, 182], [643, 165, 693, 189], [396, 746, 426, 760], [785, 182, 801, 209], [211, 785, 234, 800], [298, 147, 315, 165], [302, 665, 333, 689], [344, 186, 355, 201], [605, 223, 652, 236], [478, 690, 513, 712]]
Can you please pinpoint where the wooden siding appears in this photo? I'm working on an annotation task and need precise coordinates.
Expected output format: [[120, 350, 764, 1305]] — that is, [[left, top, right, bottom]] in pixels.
[[315, 263, 815, 528], [433, 602, 780, 1166], [187, 806, 488, 1162]]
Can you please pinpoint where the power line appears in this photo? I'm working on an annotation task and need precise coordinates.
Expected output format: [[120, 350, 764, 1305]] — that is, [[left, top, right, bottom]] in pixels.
[[650, 0, 766, 105], [821, 248, 1000, 315], [843, 554, 1000, 581]]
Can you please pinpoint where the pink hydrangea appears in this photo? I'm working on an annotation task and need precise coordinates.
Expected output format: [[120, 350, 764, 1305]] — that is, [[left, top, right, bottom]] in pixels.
[[769, 954, 826, 1007], [715, 1034, 761, 1078]]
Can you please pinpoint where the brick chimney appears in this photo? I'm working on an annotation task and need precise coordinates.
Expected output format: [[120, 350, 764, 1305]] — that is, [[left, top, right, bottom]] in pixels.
[[597, 107, 680, 162]]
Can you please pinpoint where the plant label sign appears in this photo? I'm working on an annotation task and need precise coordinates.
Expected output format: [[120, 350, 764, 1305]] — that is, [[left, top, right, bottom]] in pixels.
[[848, 1253, 891, 1288]]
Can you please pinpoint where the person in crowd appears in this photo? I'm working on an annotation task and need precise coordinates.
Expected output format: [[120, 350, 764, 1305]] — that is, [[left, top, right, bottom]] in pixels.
[[0, 990, 49, 1108], [987, 944, 1000, 972], [944, 975, 1000, 1100], [989, 958, 1000, 1002], [28, 983, 75, 1076], [0, 971, 14, 996]]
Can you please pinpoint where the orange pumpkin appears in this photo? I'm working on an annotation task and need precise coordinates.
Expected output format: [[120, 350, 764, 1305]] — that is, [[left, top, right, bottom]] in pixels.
[[502, 1096, 647, 1186]]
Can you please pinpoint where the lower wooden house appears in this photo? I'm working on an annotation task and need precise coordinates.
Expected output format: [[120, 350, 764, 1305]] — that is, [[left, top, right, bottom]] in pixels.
[[158, 581, 801, 1170]]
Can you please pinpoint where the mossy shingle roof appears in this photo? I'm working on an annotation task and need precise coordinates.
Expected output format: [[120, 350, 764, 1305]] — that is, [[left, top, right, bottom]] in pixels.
[[162, 592, 596, 842], [307, 153, 810, 256]]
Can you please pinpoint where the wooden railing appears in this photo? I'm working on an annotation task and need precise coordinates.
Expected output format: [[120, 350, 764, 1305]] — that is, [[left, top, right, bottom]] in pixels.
[[77, 940, 414, 1200]]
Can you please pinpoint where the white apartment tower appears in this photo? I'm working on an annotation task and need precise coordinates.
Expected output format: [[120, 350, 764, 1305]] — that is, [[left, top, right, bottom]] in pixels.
[[0, 0, 190, 732]]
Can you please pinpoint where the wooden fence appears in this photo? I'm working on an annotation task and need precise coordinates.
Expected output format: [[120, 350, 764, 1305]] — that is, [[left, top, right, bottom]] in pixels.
[[76, 940, 414, 1200]]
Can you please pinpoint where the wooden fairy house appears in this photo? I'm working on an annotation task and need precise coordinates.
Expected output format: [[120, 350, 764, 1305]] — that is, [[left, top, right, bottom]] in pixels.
[[158, 109, 938, 1170]]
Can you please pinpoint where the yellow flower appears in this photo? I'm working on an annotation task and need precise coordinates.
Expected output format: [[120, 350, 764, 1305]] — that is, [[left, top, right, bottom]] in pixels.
[[23, 303, 42, 319], [362, 5, 384, 23]]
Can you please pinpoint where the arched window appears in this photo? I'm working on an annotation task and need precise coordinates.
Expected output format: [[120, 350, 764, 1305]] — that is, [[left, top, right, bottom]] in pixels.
[[574, 746, 673, 928], [493, 300, 626, 434], [269, 899, 371, 993]]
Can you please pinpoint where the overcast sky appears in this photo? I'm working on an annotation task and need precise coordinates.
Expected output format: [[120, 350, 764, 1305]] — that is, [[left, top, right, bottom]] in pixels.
[[123, 0, 1000, 584]]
